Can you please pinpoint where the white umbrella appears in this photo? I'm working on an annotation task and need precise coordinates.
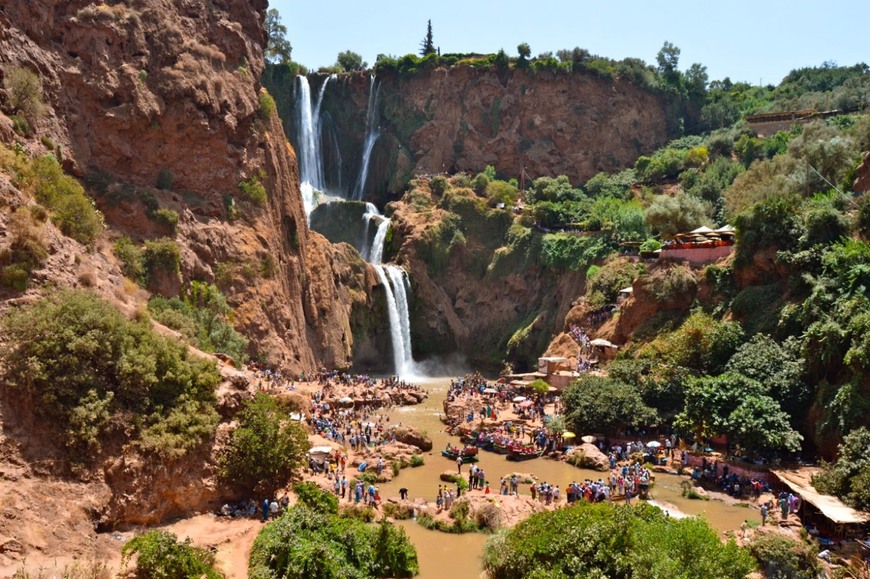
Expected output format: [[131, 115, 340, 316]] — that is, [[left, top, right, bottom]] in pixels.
[[512, 396, 527, 402], [483, 387, 497, 394], [646, 441, 662, 448], [338, 396, 354, 404], [581, 435, 597, 444]]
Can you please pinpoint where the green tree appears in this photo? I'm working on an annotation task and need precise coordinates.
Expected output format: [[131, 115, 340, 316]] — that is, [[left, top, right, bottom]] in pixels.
[[219, 393, 309, 494], [3, 66, 45, 118], [656, 41, 681, 86], [122, 531, 221, 579], [265, 8, 293, 65], [644, 194, 711, 239], [562, 375, 658, 436], [420, 19, 435, 56], [813, 427, 870, 510], [517, 43, 531, 67], [0, 289, 220, 462], [336, 50, 366, 72], [675, 374, 802, 454], [483, 502, 753, 579]]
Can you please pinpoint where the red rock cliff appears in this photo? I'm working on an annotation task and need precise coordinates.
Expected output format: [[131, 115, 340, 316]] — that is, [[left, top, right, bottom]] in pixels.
[[0, 0, 368, 371]]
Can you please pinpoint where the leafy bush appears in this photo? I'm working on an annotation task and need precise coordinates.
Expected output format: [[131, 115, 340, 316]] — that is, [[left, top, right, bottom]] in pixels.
[[0, 207, 48, 291], [585, 259, 644, 308], [121, 530, 221, 579], [219, 393, 308, 494], [0, 290, 221, 463], [148, 281, 248, 363], [249, 504, 418, 579], [6, 153, 105, 245], [562, 375, 658, 436], [642, 264, 697, 302], [143, 237, 181, 287], [644, 193, 711, 239], [429, 175, 450, 196], [409, 454, 424, 467], [156, 169, 174, 190], [748, 532, 821, 579], [258, 89, 277, 120], [813, 427, 870, 511], [540, 233, 609, 271], [483, 502, 753, 579], [113, 236, 145, 282], [3, 66, 45, 118], [238, 172, 268, 205], [292, 481, 338, 514], [153, 208, 179, 232]]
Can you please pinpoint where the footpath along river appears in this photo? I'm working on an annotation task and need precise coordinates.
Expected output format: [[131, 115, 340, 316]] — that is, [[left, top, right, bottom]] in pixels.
[[376, 377, 753, 579]]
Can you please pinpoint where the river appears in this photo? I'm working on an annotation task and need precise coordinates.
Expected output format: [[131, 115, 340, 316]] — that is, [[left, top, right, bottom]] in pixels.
[[374, 376, 753, 578]]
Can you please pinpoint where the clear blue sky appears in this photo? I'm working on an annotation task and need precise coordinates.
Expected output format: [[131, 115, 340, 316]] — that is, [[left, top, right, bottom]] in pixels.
[[271, 0, 869, 86]]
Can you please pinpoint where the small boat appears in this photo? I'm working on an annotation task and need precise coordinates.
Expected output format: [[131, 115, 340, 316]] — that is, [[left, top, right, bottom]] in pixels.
[[506, 446, 545, 462], [442, 450, 479, 463], [442, 445, 479, 463], [492, 441, 511, 455]]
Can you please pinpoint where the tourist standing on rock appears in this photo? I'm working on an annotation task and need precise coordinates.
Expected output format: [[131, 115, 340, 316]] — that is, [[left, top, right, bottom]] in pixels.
[[457, 455, 463, 473], [761, 503, 768, 526], [269, 499, 279, 519], [400, 487, 408, 500], [262, 498, 270, 522]]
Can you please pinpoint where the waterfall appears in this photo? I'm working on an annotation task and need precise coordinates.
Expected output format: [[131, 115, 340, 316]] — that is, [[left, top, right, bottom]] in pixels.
[[352, 75, 381, 200], [359, 202, 379, 262], [296, 74, 334, 217], [374, 264, 418, 378], [360, 204, 419, 377]]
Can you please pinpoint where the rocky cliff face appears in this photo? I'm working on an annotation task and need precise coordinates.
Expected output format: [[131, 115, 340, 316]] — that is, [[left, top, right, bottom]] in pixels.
[[266, 66, 678, 204], [0, 0, 381, 565], [0, 0, 369, 372]]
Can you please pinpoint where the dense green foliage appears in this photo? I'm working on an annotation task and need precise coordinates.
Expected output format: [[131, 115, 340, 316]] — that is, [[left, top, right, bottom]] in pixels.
[[0, 146, 103, 246], [483, 502, 753, 579], [249, 484, 418, 579], [747, 532, 821, 579], [813, 427, 870, 510], [121, 530, 222, 579], [218, 393, 309, 494], [562, 375, 658, 436], [0, 290, 221, 462], [148, 281, 249, 364]]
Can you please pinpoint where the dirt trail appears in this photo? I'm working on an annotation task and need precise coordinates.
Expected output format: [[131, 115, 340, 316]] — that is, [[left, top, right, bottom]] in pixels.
[[155, 515, 262, 578]]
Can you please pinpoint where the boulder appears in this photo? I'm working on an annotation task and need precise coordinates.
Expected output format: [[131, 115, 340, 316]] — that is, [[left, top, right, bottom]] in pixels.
[[566, 443, 609, 471], [390, 425, 433, 451]]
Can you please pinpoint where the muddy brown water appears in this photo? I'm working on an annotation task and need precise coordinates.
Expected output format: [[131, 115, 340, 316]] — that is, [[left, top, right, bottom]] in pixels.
[[376, 377, 752, 578]]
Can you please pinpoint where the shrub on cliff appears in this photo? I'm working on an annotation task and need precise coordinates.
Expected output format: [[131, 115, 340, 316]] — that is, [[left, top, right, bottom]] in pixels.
[[540, 233, 609, 271], [148, 281, 249, 364], [813, 427, 870, 511], [3, 66, 45, 118], [0, 207, 48, 291], [1, 150, 104, 246], [483, 502, 753, 579], [0, 289, 221, 463], [121, 530, 221, 579], [219, 393, 308, 494], [249, 499, 418, 579], [747, 532, 821, 579]]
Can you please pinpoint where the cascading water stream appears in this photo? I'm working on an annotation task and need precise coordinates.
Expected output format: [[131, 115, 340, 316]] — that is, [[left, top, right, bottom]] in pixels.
[[297, 74, 334, 218], [352, 75, 381, 200], [295, 73, 419, 377], [362, 205, 419, 377]]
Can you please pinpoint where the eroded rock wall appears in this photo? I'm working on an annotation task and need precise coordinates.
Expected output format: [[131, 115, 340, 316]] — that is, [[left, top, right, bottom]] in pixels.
[[0, 0, 369, 372], [269, 67, 677, 203]]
